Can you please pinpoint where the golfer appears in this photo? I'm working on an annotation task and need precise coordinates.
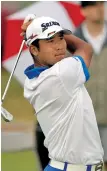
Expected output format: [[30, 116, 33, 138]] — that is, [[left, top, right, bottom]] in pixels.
[[22, 15, 104, 171]]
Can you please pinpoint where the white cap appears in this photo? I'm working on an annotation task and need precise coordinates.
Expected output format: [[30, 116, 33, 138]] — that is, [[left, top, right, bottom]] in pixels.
[[26, 16, 71, 46]]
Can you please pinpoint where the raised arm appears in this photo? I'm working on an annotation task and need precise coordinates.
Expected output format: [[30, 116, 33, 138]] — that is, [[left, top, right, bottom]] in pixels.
[[64, 34, 93, 68]]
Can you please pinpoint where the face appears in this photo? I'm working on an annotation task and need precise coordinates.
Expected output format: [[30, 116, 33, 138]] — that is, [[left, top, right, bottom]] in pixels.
[[30, 32, 67, 66], [81, 2, 104, 23]]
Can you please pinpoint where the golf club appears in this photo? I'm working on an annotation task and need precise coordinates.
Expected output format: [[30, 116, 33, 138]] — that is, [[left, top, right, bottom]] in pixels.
[[1, 40, 25, 122]]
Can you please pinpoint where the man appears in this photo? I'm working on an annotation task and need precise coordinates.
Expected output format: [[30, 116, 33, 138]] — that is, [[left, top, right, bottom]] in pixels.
[[73, 1, 107, 169], [74, 1, 107, 54], [22, 15, 104, 171]]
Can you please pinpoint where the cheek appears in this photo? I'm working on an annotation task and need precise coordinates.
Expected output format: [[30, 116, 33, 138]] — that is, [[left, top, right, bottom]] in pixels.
[[99, 8, 104, 16], [40, 46, 51, 55], [40, 47, 54, 61], [87, 8, 97, 18], [88, 9, 95, 17], [92, 8, 101, 17]]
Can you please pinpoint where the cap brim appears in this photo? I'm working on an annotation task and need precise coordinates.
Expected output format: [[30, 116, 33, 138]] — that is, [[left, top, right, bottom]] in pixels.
[[38, 26, 72, 40], [62, 29, 72, 35]]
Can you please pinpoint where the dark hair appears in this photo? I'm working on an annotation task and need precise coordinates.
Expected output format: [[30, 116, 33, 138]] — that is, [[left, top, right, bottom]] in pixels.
[[30, 39, 40, 62], [31, 39, 40, 49], [81, 1, 104, 8]]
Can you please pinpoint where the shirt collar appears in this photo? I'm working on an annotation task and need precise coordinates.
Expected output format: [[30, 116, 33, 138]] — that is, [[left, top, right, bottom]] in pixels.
[[24, 64, 49, 79]]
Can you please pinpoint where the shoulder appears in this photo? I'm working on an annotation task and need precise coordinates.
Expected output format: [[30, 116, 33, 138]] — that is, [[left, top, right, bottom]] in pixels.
[[57, 56, 83, 66], [57, 56, 90, 82], [56, 57, 83, 76]]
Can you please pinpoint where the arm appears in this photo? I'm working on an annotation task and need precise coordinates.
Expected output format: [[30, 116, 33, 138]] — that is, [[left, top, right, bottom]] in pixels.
[[64, 34, 93, 68]]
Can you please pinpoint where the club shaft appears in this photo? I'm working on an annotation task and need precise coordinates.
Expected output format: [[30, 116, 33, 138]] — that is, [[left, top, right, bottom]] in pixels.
[[1, 40, 25, 103]]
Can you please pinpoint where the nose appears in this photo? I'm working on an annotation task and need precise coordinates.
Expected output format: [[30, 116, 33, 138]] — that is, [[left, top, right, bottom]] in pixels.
[[55, 41, 63, 51]]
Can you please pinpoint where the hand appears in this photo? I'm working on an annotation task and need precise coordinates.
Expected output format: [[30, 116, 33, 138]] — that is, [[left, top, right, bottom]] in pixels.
[[20, 14, 36, 38]]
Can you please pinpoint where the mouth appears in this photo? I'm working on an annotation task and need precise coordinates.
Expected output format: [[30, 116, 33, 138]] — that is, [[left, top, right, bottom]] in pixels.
[[55, 53, 65, 57], [55, 54, 65, 60]]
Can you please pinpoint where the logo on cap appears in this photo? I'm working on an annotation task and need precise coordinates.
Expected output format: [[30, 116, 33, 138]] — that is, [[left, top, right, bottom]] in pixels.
[[41, 21, 60, 32], [28, 34, 38, 40], [48, 31, 56, 37]]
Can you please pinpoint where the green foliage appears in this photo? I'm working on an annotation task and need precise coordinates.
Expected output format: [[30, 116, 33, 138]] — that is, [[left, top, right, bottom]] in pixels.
[[1, 150, 39, 171]]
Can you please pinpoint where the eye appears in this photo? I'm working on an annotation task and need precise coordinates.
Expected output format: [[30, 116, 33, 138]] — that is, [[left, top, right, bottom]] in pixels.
[[47, 39, 54, 43], [59, 35, 64, 40], [60, 36, 64, 40]]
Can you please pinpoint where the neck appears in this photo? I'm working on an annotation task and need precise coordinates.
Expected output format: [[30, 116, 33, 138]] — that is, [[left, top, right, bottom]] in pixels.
[[34, 62, 52, 68], [33, 57, 52, 68], [34, 58, 46, 67], [85, 20, 104, 37], [34, 62, 46, 67]]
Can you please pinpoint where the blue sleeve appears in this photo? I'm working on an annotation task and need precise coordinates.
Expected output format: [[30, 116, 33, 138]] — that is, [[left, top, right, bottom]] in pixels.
[[73, 56, 90, 82]]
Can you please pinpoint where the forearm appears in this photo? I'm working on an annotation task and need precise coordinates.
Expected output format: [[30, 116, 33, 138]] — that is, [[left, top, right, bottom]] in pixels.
[[64, 34, 91, 54], [64, 34, 93, 67]]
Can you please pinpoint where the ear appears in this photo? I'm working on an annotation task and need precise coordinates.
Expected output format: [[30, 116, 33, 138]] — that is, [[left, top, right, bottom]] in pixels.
[[29, 45, 39, 56]]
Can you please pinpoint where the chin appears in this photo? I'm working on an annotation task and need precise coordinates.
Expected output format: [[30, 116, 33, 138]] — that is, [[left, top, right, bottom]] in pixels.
[[57, 55, 65, 60]]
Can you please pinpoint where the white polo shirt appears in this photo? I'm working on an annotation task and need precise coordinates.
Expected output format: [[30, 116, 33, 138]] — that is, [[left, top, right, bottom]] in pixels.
[[24, 56, 104, 165]]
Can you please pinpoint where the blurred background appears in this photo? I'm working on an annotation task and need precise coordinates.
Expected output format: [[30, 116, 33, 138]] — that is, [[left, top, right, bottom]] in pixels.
[[1, 1, 107, 171]]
